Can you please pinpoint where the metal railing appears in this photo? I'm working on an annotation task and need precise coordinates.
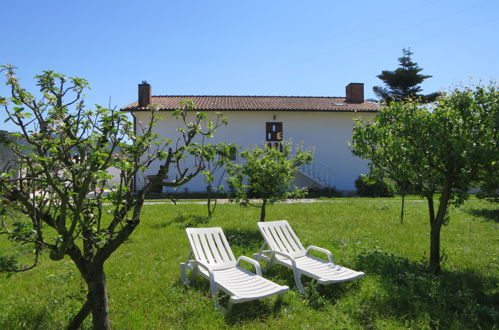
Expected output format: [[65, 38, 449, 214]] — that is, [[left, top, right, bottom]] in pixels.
[[299, 157, 335, 187]]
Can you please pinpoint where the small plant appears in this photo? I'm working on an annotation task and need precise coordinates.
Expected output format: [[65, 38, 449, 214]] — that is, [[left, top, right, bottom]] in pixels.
[[355, 174, 395, 197], [0, 255, 17, 273], [477, 176, 499, 203], [306, 186, 342, 198], [302, 281, 327, 309], [227, 141, 313, 221]]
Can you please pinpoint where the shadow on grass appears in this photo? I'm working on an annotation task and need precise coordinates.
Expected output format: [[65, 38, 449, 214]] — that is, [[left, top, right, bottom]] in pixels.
[[262, 263, 358, 310], [466, 208, 499, 222], [152, 213, 210, 229], [172, 277, 287, 325], [223, 228, 264, 252], [0, 307, 54, 330], [354, 250, 498, 329], [224, 297, 288, 325]]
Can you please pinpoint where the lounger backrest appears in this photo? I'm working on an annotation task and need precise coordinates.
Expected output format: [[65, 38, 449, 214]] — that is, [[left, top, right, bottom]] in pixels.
[[257, 220, 306, 258], [186, 227, 237, 270]]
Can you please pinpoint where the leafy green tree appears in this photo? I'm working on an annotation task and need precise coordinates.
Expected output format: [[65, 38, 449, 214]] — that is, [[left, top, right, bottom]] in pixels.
[[373, 48, 439, 220], [0, 66, 226, 329], [352, 83, 498, 273], [202, 143, 238, 217], [373, 48, 439, 103], [227, 142, 313, 222]]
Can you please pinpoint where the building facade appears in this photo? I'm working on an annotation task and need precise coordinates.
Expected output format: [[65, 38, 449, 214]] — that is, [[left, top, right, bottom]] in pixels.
[[122, 83, 381, 193]]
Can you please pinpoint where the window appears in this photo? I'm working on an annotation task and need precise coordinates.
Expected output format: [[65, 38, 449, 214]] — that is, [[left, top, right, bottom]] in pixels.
[[266, 122, 283, 141], [266, 122, 283, 151]]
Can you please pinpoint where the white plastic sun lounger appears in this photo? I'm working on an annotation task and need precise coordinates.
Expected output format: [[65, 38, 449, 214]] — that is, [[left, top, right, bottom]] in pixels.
[[180, 227, 289, 311], [254, 220, 364, 293]]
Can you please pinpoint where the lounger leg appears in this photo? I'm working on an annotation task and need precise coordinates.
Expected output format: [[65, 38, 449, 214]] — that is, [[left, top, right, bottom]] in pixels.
[[209, 280, 222, 311], [180, 263, 192, 285], [266, 256, 275, 273], [190, 266, 198, 283], [213, 297, 221, 311], [293, 269, 304, 293]]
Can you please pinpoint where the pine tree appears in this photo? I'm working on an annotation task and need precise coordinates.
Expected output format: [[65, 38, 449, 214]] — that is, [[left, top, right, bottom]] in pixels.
[[373, 48, 439, 103]]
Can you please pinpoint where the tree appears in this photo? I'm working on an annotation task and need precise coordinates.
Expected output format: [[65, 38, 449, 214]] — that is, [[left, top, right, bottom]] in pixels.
[[0, 66, 226, 329], [227, 142, 313, 222], [373, 48, 439, 222], [202, 143, 238, 217], [352, 83, 498, 273], [373, 48, 439, 104]]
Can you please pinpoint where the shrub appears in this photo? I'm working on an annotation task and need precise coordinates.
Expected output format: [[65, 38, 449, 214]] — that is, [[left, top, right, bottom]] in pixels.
[[477, 179, 499, 203], [306, 186, 342, 198], [355, 174, 395, 197]]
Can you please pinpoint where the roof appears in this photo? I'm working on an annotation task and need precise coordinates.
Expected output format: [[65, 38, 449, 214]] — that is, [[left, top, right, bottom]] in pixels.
[[121, 95, 381, 112]]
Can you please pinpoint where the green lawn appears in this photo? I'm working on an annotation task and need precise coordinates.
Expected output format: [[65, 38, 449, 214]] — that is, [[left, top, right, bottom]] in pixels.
[[1, 198, 497, 329]]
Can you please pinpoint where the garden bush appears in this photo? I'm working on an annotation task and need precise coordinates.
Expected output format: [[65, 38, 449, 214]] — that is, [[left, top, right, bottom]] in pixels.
[[355, 174, 395, 197]]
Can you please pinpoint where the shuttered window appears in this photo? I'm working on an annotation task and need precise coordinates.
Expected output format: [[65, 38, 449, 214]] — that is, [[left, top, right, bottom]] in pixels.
[[266, 122, 283, 141], [266, 122, 283, 151]]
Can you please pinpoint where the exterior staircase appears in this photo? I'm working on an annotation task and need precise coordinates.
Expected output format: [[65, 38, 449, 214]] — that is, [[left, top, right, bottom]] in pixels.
[[298, 157, 335, 188]]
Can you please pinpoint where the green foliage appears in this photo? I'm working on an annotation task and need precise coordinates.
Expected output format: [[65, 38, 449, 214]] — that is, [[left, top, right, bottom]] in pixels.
[[477, 162, 499, 203], [305, 186, 342, 198], [355, 174, 395, 197], [373, 48, 439, 103], [477, 181, 499, 203], [354, 83, 498, 207], [353, 82, 499, 272], [0, 65, 226, 328], [0, 255, 17, 273], [227, 142, 313, 221], [0, 199, 497, 329], [202, 143, 238, 217], [0, 131, 9, 146]]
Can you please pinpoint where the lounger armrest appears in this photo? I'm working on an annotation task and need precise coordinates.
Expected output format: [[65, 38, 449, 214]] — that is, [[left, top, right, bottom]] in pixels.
[[237, 256, 262, 276], [306, 245, 334, 264], [271, 250, 297, 268], [196, 261, 217, 295]]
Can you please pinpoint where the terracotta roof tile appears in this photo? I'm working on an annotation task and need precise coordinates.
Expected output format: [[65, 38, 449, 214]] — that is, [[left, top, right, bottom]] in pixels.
[[121, 95, 381, 112]]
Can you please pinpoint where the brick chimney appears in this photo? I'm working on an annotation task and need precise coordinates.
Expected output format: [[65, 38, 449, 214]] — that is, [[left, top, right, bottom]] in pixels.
[[138, 81, 151, 107], [345, 83, 364, 103]]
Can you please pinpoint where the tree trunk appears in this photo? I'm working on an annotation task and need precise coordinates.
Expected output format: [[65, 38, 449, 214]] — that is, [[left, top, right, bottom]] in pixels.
[[260, 199, 267, 222], [68, 299, 91, 329], [400, 189, 405, 224], [87, 266, 110, 330], [429, 223, 442, 274], [427, 182, 452, 274], [207, 185, 212, 217]]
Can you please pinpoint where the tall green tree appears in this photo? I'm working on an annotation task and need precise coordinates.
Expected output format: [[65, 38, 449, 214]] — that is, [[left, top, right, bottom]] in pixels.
[[373, 48, 439, 222], [352, 83, 498, 273], [373, 48, 439, 103], [227, 142, 313, 222], [0, 66, 226, 329]]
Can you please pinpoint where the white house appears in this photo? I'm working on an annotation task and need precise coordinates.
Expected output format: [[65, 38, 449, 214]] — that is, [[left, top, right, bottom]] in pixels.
[[122, 83, 381, 193]]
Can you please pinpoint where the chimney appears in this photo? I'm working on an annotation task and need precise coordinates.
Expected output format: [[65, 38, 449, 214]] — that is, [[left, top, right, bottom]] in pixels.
[[138, 81, 151, 107], [345, 83, 364, 103]]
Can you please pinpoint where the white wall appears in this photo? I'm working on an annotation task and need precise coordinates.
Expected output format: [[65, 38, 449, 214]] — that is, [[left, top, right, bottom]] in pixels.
[[133, 110, 375, 192], [106, 166, 122, 187]]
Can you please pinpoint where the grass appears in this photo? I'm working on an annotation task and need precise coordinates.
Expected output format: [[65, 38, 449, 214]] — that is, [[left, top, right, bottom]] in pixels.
[[0, 197, 497, 329]]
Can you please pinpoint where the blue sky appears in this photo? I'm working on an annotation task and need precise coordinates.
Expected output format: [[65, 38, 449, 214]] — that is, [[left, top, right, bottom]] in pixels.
[[1, 0, 498, 132]]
